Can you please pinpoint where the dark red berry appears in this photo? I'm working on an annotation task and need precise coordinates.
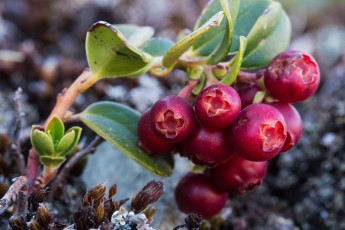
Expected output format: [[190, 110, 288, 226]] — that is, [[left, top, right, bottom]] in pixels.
[[195, 84, 241, 130], [228, 103, 287, 162], [237, 83, 261, 109], [268, 102, 303, 152], [150, 96, 196, 143], [208, 154, 267, 195], [175, 173, 227, 219], [180, 125, 232, 166], [138, 110, 175, 154], [264, 50, 320, 103]]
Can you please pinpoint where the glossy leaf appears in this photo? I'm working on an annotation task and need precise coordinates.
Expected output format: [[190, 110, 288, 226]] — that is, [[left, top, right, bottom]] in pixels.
[[86, 21, 153, 79], [242, 2, 291, 68], [142, 38, 174, 57], [80, 102, 174, 177], [206, 0, 240, 64], [221, 36, 247, 85], [162, 11, 224, 69], [115, 24, 154, 47], [45, 116, 64, 145], [192, 0, 271, 56]]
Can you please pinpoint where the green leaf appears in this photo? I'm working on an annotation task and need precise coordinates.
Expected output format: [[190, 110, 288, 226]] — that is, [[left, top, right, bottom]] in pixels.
[[86, 21, 153, 79], [80, 102, 174, 177], [39, 156, 66, 169], [45, 116, 64, 146], [206, 0, 240, 64], [221, 36, 247, 85], [162, 11, 224, 69], [192, 73, 206, 95], [242, 2, 291, 68], [192, 0, 272, 56], [114, 24, 154, 47], [31, 129, 55, 157], [141, 38, 175, 57], [56, 127, 82, 156]]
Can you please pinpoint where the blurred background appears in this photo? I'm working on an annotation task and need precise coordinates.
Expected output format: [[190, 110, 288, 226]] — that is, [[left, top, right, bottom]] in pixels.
[[0, 0, 345, 229]]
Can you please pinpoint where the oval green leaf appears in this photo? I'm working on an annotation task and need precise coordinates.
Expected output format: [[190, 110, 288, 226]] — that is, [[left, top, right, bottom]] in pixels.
[[56, 127, 82, 156], [242, 2, 291, 68], [142, 38, 175, 57], [80, 102, 174, 177], [31, 130, 55, 157], [206, 0, 240, 64], [162, 11, 224, 69], [114, 24, 154, 48], [192, 0, 272, 56], [86, 21, 153, 79]]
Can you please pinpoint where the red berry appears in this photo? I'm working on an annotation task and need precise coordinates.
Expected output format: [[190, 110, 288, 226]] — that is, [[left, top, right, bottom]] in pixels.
[[228, 103, 287, 162], [137, 110, 175, 154], [264, 50, 320, 103], [208, 154, 267, 195], [150, 96, 196, 143], [195, 84, 241, 130], [268, 102, 303, 152], [175, 173, 227, 219], [180, 125, 232, 166], [237, 83, 260, 109]]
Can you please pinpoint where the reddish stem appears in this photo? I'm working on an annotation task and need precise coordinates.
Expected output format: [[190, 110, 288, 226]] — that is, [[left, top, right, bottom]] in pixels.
[[177, 79, 199, 99], [237, 69, 265, 83]]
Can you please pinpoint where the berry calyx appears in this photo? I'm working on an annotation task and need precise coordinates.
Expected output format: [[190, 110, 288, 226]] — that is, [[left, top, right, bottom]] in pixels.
[[228, 103, 287, 162], [268, 102, 303, 152], [208, 154, 267, 195], [180, 125, 232, 166], [150, 96, 196, 143], [195, 84, 241, 130], [137, 110, 175, 154], [264, 50, 320, 103], [175, 173, 227, 219]]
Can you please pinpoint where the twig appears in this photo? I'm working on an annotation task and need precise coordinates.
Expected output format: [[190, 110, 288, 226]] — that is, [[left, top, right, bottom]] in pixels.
[[0, 176, 28, 215], [9, 88, 25, 175], [177, 79, 199, 99], [48, 136, 103, 201], [237, 70, 264, 83]]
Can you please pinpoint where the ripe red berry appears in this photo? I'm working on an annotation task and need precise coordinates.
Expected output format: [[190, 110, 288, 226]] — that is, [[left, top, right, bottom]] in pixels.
[[150, 96, 196, 143], [228, 103, 287, 162], [237, 83, 260, 109], [175, 173, 227, 219], [180, 125, 232, 166], [264, 50, 320, 103], [195, 84, 241, 130], [268, 102, 303, 152], [208, 154, 267, 195], [137, 110, 175, 154]]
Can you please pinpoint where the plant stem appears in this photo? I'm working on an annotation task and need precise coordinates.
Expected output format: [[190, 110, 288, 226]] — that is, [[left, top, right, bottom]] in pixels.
[[237, 70, 260, 83], [0, 176, 28, 215], [26, 69, 97, 192], [177, 79, 199, 99]]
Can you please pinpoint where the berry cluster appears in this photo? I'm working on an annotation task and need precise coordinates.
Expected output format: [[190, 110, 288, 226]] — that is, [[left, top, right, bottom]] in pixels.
[[137, 50, 320, 218]]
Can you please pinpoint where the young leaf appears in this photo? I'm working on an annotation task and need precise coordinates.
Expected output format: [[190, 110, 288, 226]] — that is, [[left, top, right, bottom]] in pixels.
[[80, 102, 174, 177], [39, 156, 66, 169], [162, 11, 224, 69], [45, 116, 64, 145], [86, 21, 153, 79], [114, 24, 154, 47], [206, 0, 240, 64], [55, 127, 82, 157], [31, 130, 55, 157], [221, 36, 247, 85], [142, 38, 174, 57], [242, 2, 291, 68]]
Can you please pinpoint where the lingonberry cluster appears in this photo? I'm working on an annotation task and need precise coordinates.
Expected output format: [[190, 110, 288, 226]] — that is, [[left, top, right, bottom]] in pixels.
[[137, 50, 320, 218]]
